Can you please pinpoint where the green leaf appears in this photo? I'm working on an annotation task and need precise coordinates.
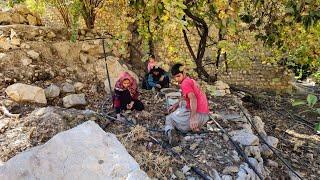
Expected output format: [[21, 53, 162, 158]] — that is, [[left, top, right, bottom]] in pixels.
[[315, 108, 320, 115], [315, 122, 320, 132], [291, 99, 306, 106], [307, 94, 317, 107]]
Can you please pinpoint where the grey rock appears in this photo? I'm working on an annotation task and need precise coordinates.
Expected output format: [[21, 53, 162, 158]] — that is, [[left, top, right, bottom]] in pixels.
[[80, 53, 88, 64], [221, 175, 232, 180], [266, 159, 278, 168], [0, 118, 10, 131], [211, 169, 222, 180], [214, 81, 230, 90], [90, 85, 97, 94], [265, 136, 278, 148], [74, 82, 85, 91], [215, 90, 227, 97], [175, 170, 185, 179], [63, 94, 87, 108], [182, 165, 191, 174], [248, 157, 265, 177], [245, 146, 261, 159], [260, 136, 279, 157], [231, 130, 259, 146], [0, 53, 7, 59], [253, 116, 267, 137], [44, 84, 60, 98], [0, 121, 149, 179], [62, 82, 75, 93], [47, 31, 56, 39], [27, 50, 40, 60], [223, 166, 239, 174], [21, 58, 32, 66]]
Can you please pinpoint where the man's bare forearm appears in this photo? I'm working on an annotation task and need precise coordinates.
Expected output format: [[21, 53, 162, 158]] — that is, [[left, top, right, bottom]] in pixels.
[[188, 93, 197, 117]]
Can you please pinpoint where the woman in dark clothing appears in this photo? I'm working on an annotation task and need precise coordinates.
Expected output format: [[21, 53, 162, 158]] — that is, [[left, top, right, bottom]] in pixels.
[[146, 66, 170, 90], [113, 72, 144, 120]]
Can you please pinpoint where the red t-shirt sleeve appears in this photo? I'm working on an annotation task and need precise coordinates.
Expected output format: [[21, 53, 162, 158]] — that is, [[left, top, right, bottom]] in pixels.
[[181, 79, 194, 98]]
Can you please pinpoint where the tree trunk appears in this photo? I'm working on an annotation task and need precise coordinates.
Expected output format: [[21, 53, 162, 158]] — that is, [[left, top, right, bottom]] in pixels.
[[147, 19, 154, 56], [84, 15, 95, 29], [182, 8, 217, 82], [127, 21, 144, 70]]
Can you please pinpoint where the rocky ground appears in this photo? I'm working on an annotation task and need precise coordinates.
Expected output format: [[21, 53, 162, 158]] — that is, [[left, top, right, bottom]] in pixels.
[[2, 82, 308, 179], [1, 77, 319, 179], [0, 8, 319, 178], [243, 93, 320, 179]]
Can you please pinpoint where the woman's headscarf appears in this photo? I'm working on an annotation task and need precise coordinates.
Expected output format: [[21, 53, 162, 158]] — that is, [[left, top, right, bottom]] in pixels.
[[115, 72, 138, 98]]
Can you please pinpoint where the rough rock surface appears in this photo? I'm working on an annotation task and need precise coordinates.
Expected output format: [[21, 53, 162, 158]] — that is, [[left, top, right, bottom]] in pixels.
[[63, 94, 87, 108], [62, 82, 75, 93], [5, 83, 47, 104], [0, 121, 149, 180], [230, 129, 259, 146], [44, 84, 60, 98], [214, 81, 231, 97]]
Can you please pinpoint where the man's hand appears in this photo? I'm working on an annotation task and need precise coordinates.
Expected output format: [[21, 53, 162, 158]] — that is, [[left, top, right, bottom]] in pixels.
[[126, 101, 134, 110], [190, 115, 200, 131], [156, 84, 161, 88]]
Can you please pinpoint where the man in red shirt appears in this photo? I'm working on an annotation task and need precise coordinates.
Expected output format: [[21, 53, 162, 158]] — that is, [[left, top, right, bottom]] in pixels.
[[165, 63, 209, 144]]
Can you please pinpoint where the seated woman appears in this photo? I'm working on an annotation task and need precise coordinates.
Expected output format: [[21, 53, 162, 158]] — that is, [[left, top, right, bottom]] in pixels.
[[113, 72, 144, 120], [146, 66, 170, 90]]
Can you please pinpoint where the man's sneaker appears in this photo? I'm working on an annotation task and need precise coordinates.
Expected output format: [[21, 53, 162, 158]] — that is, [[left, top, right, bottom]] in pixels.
[[165, 129, 172, 144], [165, 129, 179, 146]]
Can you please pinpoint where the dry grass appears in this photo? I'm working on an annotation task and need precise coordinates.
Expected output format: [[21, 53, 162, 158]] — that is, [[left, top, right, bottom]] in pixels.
[[118, 125, 174, 178]]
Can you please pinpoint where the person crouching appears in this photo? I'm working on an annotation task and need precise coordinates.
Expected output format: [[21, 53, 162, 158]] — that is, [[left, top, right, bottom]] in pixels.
[[113, 72, 144, 120], [146, 66, 170, 90], [164, 63, 209, 144]]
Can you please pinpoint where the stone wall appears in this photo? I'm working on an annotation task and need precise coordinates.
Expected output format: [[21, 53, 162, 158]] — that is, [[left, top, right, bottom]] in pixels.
[[218, 62, 293, 92], [41, 6, 66, 29], [42, 5, 126, 34]]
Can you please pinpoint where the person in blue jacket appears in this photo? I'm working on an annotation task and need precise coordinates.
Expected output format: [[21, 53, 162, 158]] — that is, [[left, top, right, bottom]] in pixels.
[[146, 66, 170, 90]]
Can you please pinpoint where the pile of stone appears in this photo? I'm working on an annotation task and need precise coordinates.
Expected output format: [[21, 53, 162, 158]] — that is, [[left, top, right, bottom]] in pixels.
[[214, 80, 231, 97], [5, 82, 88, 108], [212, 97, 279, 179], [0, 26, 64, 50], [0, 5, 42, 26]]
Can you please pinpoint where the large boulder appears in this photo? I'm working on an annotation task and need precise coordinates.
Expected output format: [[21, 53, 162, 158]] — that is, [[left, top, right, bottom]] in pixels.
[[5, 83, 47, 104], [103, 56, 139, 93], [0, 121, 149, 179]]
